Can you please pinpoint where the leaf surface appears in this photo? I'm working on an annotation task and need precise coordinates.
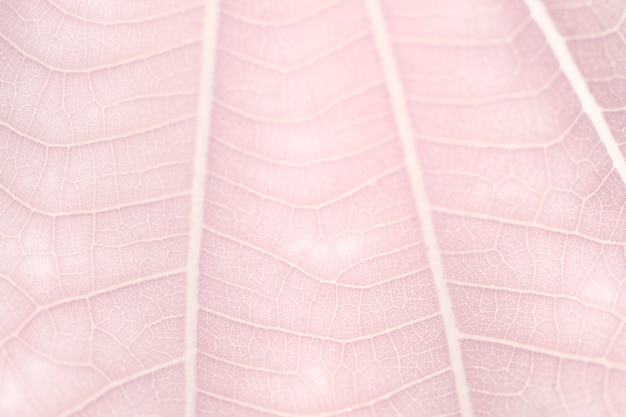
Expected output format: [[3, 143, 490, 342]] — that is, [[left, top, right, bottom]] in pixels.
[[1, 0, 625, 416]]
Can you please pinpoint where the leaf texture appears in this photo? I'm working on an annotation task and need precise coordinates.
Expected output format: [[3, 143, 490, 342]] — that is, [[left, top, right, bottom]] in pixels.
[[1, 1, 625, 416]]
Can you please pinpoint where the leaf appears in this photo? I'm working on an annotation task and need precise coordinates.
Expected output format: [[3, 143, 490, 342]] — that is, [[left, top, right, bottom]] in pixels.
[[1, 0, 625, 416]]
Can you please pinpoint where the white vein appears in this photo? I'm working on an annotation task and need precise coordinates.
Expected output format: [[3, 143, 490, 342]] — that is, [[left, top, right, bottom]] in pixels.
[[185, 1, 220, 416], [525, 0, 626, 187], [364, 1, 474, 416]]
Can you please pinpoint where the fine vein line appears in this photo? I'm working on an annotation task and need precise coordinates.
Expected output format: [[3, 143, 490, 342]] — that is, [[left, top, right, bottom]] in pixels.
[[185, 1, 220, 416], [525, 0, 626, 186], [363, 1, 474, 416]]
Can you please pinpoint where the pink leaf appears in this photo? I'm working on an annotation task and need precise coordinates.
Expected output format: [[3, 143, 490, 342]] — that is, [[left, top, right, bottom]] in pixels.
[[1, 0, 625, 416]]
